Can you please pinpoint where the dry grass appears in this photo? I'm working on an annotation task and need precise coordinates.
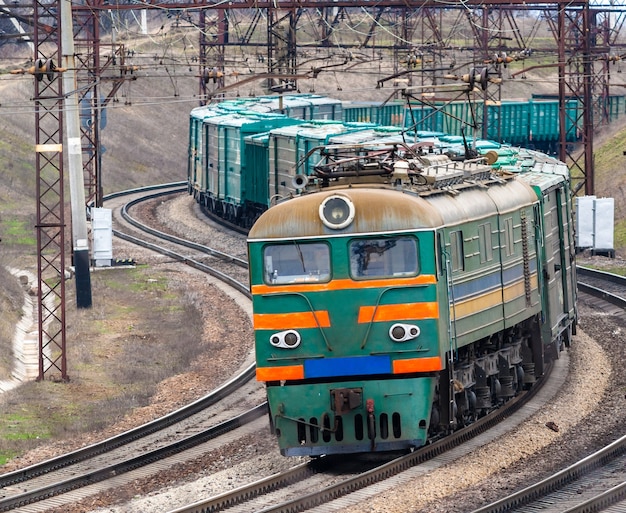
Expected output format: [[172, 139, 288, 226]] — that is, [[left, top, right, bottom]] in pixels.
[[0, 266, 204, 465]]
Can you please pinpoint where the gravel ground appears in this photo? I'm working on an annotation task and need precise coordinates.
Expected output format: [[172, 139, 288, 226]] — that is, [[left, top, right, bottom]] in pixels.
[[93, 195, 626, 513], [5, 193, 624, 513]]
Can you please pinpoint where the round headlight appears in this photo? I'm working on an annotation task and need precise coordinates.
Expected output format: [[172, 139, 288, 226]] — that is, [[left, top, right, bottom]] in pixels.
[[389, 323, 421, 342], [284, 331, 299, 347], [391, 325, 406, 340], [270, 330, 301, 349], [319, 195, 355, 230]]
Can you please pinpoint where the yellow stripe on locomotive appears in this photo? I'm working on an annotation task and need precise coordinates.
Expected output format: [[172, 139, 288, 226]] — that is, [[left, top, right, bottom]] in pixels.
[[247, 154, 575, 457]]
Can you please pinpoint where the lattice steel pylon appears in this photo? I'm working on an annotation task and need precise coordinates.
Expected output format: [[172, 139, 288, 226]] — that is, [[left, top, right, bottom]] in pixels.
[[199, 9, 227, 102], [29, 0, 620, 381], [72, 0, 134, 208], [71, 2, 103, 208], [33, 0, 68, 381], [551, 4, 595, 196], [267, 6, 299, 92]]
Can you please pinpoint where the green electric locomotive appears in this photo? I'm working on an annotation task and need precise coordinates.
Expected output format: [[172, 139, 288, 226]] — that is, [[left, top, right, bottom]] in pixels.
[[247, 140, 577, 456]]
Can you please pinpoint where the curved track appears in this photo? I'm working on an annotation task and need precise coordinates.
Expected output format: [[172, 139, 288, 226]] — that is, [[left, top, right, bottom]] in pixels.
[[0, 184, 263, 512], [577, 266, 626, 309], [466, 266, 626, 513], [109, 183, 249, 288], [469, 434, 626, 513], [3, 189, 617, 513]]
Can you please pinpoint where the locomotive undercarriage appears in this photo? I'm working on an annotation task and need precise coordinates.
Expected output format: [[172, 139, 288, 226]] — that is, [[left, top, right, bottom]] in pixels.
[[430, 317, 541, 439]]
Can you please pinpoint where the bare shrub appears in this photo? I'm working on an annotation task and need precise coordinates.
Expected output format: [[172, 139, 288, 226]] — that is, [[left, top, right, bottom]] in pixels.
[[0, 266, 206, 461]]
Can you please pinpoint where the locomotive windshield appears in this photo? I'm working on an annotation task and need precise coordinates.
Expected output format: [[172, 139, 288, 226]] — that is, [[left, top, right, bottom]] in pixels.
[[350, 236, 419, 279], [264, 242, 331, 284]]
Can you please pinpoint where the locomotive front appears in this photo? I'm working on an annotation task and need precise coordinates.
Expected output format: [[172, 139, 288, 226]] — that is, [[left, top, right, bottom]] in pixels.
[[248, 187, 446, 456]]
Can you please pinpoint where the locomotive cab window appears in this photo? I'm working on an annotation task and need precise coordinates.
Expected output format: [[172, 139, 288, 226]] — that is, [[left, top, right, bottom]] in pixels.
[[349, 236, 418, 279], [264, 242, 331, 284]]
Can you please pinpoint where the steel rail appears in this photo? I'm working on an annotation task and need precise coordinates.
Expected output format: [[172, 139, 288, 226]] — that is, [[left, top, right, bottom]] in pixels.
[[463, 269, 626, 513], [100, 181, 188, 203], [120, 189, 248, 269], [468, 434, 626, 513], [112, 221, 249, 296], [577, 265, 626, 309], [0, 184, 259, 511], [0, 405, 267, 512]]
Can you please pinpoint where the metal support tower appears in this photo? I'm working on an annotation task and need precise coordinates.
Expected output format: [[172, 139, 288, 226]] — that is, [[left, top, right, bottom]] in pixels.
[[71, 3, 103, 208], [267, 6, 299, 92], [33, 0, 68, 381], [72, 1, 136, 208], [550, 5, 595, 196], [199, 9, 227, 102], [28, 0, 623, 377]]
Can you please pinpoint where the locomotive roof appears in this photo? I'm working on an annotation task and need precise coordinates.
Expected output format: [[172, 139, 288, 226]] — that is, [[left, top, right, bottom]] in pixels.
[[247, 178, 539, 240]]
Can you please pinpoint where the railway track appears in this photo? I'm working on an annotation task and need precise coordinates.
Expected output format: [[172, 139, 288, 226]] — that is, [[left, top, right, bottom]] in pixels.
[[469, 433, 626, 513], [155, 352, 568, 513], [577, 266, 626, 311], [466, 266, 626, 513], [2, 188, 621, 513], [0, 184, 264, 512], [108, 183, 249, 288]]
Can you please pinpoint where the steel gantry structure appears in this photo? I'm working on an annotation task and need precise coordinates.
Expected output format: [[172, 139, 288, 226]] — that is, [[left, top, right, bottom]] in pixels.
[[18, 0, 626, 379]]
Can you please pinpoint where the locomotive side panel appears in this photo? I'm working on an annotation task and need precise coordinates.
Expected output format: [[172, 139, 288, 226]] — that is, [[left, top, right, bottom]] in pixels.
[[427, 183, 541, 349], [557, 183, 577, 332], [485, 181, 542, 329], [440, 220, 501, 344], [538, 183, 577, 347], [497, 206, 541, 328], [518, 168, 577, 351]]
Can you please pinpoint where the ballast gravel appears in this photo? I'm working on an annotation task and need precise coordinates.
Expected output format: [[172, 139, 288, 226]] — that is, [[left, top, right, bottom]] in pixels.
[[93, 196, 624, 513], [6, 194, 624, 513]]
